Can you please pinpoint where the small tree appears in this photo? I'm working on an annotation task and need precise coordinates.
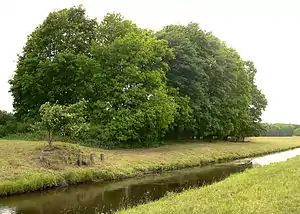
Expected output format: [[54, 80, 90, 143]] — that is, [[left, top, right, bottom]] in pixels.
[[39, 100, 88, 145]]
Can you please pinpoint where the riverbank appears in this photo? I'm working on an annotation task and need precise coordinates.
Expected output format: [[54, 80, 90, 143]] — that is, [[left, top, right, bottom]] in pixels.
[[121, 153, 300, 214], [1, 137, 300, 197]]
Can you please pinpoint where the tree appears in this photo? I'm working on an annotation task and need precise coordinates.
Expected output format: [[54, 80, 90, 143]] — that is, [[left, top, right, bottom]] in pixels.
[[97, 13, 139, 45], [10, 6, 99, 119], [242, 61, 267, 138], [165, 88, 193, 140], [10, 9, 180, 146], [157, 25, 205, 138], [158, 24, 243, 139], [9, 6, 267, 145], [90, 21, 178, 144], [230, 61, 267, 140], [158, 23, 267, 141], [39, 100, 88, 145]]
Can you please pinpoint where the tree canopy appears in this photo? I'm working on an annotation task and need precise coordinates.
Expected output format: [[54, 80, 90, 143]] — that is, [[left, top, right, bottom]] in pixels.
[[10, 6, 99, 119], [9, 6, 267, 146], [157, 23, 267, 140]]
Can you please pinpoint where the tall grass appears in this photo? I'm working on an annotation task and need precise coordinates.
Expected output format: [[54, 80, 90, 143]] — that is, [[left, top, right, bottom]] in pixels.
[[120, 155, 300, 214]]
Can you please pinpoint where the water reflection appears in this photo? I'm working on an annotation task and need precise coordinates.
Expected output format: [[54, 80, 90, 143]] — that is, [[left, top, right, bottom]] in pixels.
[[252, 148, 300, 165], [0, 164, 249, 214]]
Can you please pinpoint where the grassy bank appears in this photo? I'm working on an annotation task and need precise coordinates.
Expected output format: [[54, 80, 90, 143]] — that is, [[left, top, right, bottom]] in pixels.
[[120, 153, 300, 214], [1, 137, 300, 197]]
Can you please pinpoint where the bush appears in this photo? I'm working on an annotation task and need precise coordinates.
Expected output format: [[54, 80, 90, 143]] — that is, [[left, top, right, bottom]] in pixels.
[[0, 111, 15, 137], [0, 110, 14, 125], [0, 110, 33, 138], [75, 125, 165, 149]]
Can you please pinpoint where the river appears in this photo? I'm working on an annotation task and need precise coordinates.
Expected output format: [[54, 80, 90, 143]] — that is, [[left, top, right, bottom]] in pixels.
[[1, 147, 300, 214]]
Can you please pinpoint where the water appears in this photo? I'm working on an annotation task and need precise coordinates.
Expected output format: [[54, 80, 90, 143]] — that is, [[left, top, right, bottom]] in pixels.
[[0, 163, 250, 214], [252, 148, 300, 165], [2, 147, 299, 214]]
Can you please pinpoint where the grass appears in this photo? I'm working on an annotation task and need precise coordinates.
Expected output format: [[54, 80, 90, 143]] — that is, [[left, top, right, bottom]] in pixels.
[[1, 137, 300, 197], [120, 154, 300, 214]]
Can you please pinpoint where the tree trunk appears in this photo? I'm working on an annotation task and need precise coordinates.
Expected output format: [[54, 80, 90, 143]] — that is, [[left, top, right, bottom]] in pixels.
[[48, 130, 53, 146], [77, 153, 83, 166], [100, 153, 104, 162]]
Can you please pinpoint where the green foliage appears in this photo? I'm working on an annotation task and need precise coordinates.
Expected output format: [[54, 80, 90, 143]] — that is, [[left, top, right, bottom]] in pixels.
[[9, 6, 268, 146], [86, 15, 178, 145], [165, 88, 193, 140], [98, 13, 138, 45], [294, 128, 300, 136], [9, 6, 99, 119], [263, 123, 298, 136], [0, 110, 31, 137], [158, 24, 267, 140], [0, 110, 14, 125], [38, 100, 88, 144], [0, 111, 14, 137]]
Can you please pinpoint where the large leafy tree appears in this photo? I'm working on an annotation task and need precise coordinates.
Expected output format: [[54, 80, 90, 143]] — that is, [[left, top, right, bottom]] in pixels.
[[90, 15, 178, 143], [10, 9, 179, 145], [10, 6, 99, 119], [158, 24, 238, 138], [9, 6, 267, 145], [239, 61, 267, 138], [157, 24, 208, 138], [158, 23, 266, 140]]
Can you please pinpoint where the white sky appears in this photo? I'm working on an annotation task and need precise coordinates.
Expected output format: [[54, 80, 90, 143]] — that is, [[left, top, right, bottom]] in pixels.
[[0, 0, 299, 124]]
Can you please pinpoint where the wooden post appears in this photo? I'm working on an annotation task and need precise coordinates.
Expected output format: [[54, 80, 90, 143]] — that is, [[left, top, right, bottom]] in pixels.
[[100, 153, 104, 162], [64, 155, 69, 164], [78, 153, 83, 166], [40, 150, 44, 161], [90, 153, 95, 163]]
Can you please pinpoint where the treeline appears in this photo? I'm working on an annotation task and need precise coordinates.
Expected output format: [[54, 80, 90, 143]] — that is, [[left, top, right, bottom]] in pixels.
[[6, 6, 267, 147], [263, 123, 300, 136], [0, 110, 30, 138]]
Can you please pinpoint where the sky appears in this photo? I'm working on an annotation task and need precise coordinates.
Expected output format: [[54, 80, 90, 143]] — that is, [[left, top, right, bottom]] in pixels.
[[0, 0, 299, 124]]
